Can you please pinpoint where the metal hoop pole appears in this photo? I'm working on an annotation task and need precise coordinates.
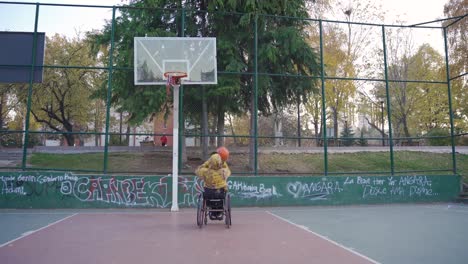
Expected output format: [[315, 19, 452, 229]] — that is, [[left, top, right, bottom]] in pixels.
[[170, 83, 181, 212]]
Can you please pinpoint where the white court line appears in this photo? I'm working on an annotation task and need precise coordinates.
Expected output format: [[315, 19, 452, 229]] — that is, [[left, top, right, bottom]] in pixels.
[[0, 213, 78, 248], [0, 212, 79, 215], [448, 209, 468, 213], [266, 211, 381, 264], [0, 209, 272, 215], [424, 205, 468, 214]]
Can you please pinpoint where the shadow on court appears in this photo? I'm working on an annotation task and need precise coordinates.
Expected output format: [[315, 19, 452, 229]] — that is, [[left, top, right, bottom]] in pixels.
[[1, 203, 467, 264]]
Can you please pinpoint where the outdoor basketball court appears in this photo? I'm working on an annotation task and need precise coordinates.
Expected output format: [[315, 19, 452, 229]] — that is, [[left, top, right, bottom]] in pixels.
[[1, 203, 467, 264]]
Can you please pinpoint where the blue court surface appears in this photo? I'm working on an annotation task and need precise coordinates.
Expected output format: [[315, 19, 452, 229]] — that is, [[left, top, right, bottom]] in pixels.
[[268, 203, 468, 264]]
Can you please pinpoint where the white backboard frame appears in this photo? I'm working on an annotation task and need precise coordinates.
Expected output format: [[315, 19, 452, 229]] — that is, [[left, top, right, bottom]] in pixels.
[[134, 37, 217, 85]]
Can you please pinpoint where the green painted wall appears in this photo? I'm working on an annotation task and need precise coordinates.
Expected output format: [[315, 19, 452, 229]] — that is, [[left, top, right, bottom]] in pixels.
[[0, 172, 460, 208]]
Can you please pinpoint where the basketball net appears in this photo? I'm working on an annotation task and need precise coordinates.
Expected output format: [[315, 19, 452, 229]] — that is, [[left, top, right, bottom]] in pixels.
[[164, 71, 187, 98]]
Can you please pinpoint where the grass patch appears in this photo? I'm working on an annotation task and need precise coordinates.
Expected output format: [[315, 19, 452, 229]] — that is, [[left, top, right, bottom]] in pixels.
[[28, 151, 468, 181], [29, 153, 105, 171], [28, 152, 173, 173], [260, 152, 463, 174]]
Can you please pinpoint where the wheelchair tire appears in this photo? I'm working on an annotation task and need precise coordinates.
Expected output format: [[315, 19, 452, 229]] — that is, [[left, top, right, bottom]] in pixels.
[[225, 193, 232, 228], [196, 194, 203, 228], [204, 201, 208, 225]]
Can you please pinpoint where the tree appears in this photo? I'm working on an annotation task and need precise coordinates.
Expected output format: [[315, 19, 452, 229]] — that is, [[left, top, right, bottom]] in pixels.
[[410, 44, 447, 132], [89, 0, 321, 170], [306, 0, 333, 19], [88, 0, 179, 127], [303, 93, 322, 145], [340, 120, 355, 146], [320, 25, 357, 142], [21, 34, 102, 146], [370, 28, 448, 142], [303, 0, 385, 146], [443, 0, 468, 133], [357, 129, 368, 146], [225, 113, 250, 146], [88, 0, 244, 161], [0, 84, 23, 130], [443, 0, 467, 76], [357, 94, 387, 145], [3, 106, 41, 147], [204, 1, 321, 169]]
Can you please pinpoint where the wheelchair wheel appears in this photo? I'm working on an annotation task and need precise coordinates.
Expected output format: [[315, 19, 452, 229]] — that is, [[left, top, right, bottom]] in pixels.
[[204, 200, 208, 225], [196, 194, 204, 228], [224, 193, 232, 228]]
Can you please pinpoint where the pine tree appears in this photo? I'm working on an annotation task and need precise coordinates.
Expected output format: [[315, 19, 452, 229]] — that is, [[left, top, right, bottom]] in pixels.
[[340, 122, 355, 146], [88, 0, 321, 169], [357, 130, 368, 146]]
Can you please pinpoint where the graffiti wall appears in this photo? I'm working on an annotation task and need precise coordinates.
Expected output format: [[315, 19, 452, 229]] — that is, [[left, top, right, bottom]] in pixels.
[[0, 172, 460, 208]]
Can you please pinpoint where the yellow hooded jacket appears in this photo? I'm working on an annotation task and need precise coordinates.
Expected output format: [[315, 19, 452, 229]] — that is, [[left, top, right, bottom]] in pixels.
[[195, 153, 231, 190]]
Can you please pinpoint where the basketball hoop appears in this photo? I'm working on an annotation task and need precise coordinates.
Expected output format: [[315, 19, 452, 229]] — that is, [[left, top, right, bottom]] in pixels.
[[164, 71, 187, 97], [134, 37, 217, 213], [165, 71, 187, 87]]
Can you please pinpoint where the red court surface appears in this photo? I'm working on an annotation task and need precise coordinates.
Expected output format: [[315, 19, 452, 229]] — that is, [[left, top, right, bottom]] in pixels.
[[0, 210, 376, 264]]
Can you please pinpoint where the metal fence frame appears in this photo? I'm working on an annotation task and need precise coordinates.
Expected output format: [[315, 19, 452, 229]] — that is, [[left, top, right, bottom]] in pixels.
[[0, 2, 466, 176]]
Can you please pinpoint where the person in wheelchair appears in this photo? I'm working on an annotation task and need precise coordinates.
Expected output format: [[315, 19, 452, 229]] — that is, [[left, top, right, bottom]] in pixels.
[[195, 147, 231, 221]]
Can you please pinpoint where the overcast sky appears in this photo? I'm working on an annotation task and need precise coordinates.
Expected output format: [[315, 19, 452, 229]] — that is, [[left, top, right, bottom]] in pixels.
[[380, 0, 448, 24], [0, 0, 450, 52], [1, 0, 450, 32]]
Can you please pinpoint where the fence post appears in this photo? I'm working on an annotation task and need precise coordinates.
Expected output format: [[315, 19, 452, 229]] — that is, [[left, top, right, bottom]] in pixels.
[[103, 6, 116, 174], [381, 25, 395, 175], [442, 27, 457, 175], [254, 14, 259, 175], [319, 20, 328, 176], [22, 3, 40, 170]]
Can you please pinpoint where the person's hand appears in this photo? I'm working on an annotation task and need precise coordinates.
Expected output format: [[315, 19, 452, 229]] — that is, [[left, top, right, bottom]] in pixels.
[[221, 168, 228, 180]]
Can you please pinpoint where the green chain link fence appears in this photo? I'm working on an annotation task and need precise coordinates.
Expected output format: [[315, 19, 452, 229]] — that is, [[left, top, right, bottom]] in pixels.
[[0, 2, 466, 182]]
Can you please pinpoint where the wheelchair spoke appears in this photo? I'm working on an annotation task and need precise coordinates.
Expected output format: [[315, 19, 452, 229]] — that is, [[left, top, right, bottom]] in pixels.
[[197, 190, 232, 227], [196, 194, 203, 228]]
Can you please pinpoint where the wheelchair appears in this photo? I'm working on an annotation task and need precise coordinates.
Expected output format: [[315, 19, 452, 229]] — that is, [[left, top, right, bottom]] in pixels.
[[196, 188, 232, 228]]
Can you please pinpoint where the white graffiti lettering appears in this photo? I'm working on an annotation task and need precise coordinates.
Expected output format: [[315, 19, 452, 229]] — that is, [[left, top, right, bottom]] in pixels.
[[390, 186, 405, 196], [409, 186, 434, 196], [362, 185, 387, 198], [57, 175, 200, 208], [0, 176, 15, 182], [398, 176, 432, 187], [287, 180, 344, 200], [344, 177, 354, 185], [0, 173, 445, 206], [228, 181, 282, 200], [357, 177, 371, 185], [2, 185, 26, 195], [17, 175, 37, 182]]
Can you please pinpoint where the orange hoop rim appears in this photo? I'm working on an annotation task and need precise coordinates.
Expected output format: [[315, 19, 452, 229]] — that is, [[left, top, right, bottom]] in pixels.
[[163, 71, 188, 79]]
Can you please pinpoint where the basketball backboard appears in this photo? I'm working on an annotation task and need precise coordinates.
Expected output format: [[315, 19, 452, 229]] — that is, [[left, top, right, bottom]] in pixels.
[[134, 37, 217, 85], [0, 31, 45, 83]]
